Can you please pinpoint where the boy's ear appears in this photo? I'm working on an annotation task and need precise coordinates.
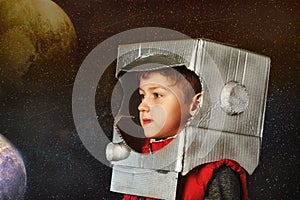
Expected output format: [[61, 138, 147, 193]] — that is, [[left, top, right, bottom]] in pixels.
[[189, 93, 202, 116]]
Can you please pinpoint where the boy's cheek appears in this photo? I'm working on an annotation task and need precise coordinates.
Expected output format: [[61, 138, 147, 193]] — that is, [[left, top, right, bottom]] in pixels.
[[151, 105, 166, 125]]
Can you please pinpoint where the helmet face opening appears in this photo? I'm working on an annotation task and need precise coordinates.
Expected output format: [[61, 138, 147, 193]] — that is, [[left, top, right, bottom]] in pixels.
[[114, 53, 201, 153]]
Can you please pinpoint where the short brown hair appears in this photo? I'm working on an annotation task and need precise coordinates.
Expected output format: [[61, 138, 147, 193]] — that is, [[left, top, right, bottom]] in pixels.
[[137, 66, 202, 102]]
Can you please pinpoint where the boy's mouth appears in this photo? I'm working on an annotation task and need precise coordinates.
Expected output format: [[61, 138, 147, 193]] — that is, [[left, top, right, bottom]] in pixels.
[[142, 118, 153, 125]]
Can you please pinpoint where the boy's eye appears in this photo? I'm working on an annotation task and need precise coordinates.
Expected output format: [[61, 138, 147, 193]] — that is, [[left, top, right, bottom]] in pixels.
[[154, 93, 162, 98]]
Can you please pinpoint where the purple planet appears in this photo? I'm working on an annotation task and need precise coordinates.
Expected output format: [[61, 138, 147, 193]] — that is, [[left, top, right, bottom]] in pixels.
[[0, 135, 26, 200]]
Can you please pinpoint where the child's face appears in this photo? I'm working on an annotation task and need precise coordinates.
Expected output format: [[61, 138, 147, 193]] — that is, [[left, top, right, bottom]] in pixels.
[[138, 72, 191, 139]]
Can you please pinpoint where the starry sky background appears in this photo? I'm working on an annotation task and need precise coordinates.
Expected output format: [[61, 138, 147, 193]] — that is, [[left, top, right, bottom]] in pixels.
[[0, 0, 299, 199]]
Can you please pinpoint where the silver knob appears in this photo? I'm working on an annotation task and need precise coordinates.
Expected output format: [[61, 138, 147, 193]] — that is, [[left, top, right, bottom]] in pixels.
[[220, 81, 249, 115], [106, 142, 131, 161]]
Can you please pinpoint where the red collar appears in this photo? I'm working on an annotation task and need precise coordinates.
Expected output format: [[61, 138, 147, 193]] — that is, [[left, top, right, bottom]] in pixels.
[[141, 137, 174, 154]]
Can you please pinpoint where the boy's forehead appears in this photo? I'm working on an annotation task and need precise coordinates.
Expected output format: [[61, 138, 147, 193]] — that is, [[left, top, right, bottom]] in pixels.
[[138, 85, 168, 91], [139, 71, 176, 87]]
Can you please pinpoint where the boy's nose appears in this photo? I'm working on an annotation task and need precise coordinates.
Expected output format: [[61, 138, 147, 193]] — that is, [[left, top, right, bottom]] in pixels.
[[138, 99, 150, 112]]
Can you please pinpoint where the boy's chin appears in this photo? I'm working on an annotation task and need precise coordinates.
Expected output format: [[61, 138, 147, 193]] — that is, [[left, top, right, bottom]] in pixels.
[[144, 131, 163, 139], [144, 132, 158, 139]]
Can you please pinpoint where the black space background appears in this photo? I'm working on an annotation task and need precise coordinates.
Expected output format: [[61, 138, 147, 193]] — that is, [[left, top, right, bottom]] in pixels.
[[1, 0, 299, 199]]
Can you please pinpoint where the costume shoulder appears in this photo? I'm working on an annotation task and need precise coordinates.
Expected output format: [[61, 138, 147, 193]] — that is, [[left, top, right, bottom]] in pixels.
[[205, 165, 242, 200]]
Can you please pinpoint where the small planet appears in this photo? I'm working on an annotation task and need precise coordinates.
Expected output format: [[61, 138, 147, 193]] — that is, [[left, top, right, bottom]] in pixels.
[[0, 0, 77, 89], [0, 134, 26, 200]]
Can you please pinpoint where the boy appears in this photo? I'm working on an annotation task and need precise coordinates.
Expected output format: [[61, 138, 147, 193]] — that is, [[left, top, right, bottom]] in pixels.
[[123, 66, 248, 200]]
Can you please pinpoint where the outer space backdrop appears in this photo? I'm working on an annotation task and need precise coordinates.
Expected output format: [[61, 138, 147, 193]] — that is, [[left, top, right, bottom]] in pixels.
[[0, 0, 299, 199]]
